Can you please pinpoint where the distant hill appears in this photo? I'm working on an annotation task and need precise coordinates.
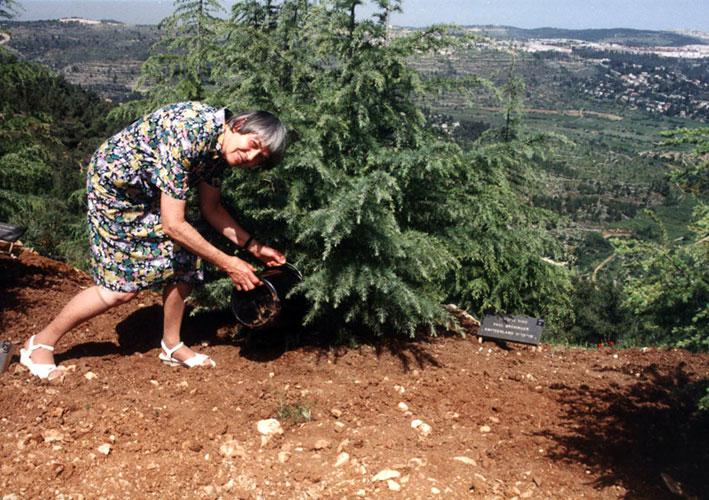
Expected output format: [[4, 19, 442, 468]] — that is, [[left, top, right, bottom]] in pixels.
[[0, 19, 159, 102], [465, 26, 708, 47]]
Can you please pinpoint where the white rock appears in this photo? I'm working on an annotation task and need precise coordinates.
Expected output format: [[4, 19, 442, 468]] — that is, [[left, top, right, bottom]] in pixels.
[[387, 480, 401, 491], [411, 419, 432, 436], [222, 479, 235, 492], [42, 429, 64, 443], [431, 487, 441, 494], [479, 425, 491, 433], [372, 469, 401, 482], [3, 494, 20, 500], [334, 452, 350, 467], [149, 379, 159, 386], [257, 419, 283, 436], [356, 490, 366, 497], [97, 443, 111, 455], [219, 440, 246, 458], [453, 456, 476, 466], [84, 372, 97, 381], [397, 402, 409, 411], [277, 451, 290, 463]]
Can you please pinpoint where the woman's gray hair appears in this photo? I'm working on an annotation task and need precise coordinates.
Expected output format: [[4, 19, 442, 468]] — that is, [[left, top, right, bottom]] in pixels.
[[226, 110, 287, 168]]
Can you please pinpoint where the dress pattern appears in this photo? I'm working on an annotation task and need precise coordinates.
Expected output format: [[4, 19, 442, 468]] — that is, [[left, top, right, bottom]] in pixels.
[[86, 101, 228, 292]]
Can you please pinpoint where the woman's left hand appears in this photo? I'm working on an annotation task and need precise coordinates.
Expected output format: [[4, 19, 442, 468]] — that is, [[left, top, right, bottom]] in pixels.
[[250, 242, 286, 267]]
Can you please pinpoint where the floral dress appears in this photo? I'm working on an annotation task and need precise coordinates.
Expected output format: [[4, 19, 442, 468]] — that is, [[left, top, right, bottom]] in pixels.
[[86, 101, 228, 292]]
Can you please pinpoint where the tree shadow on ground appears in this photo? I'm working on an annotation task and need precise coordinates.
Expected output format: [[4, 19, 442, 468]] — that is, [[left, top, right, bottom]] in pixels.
[[237, 322, 445, 372], [113, 304, 235, 354], [57, 298, 448, 372], [56, 305, 235, 361], [539, 361, 708, 498]]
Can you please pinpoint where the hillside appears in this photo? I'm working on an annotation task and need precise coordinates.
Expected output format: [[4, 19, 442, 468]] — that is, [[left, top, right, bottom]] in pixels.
[[0, 19, 158, 101], [467, 26, 708, 47], [1, 250, 708, 498]]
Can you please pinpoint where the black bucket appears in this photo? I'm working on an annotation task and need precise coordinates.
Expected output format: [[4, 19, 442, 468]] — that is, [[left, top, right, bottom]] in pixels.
[[230, 263, 303, 329]]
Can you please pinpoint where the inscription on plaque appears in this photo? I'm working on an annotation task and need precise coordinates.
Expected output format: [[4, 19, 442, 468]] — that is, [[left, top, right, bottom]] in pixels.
[[480, 314, 544, 345]]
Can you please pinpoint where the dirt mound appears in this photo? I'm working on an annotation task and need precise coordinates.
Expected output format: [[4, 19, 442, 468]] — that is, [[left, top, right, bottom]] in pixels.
[[1, 251, 708, 498]]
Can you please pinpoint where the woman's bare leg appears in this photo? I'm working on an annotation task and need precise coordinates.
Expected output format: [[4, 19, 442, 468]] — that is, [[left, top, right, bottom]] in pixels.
[[24, 286, 137, 366], [161, 282, 213, 365]]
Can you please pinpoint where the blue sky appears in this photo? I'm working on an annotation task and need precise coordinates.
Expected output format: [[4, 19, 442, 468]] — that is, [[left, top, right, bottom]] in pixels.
[[15, 0, 709, 31]]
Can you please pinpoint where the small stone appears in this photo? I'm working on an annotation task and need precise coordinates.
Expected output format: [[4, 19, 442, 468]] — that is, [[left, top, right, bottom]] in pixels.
[[84, 372, 97, 381], [431, 487, 441, 494], [334, 421, 346, 432], [394, 384, 405, 395], [387, 480, 401, 491], [479, 425, 491, 433], [257, 419, 283, 436], [203, 485, 217, 499], [97, 443, 111, 455], [521, 490, 534, 498], [533, 476, 542, 487], [42, 429, 64, 443], [219, 440, 246, 458], [334, 452, 350, 467], [181, 440, 202, 452], [330, 408, 343, 418], [336, 439, 350, 453], [397, 402, 409, 411], [149, 379, 159, 386], [488, 416, 500, 424], [277, 451, 291, 463], [356, 490, 366, 497], [372, 469, 401, 482], [51, 407, 65, 419], [453, 456, 476, 466], [410, 419, 432, 436], [313, 438, 331, 450], [3, 494, 20, 500], [469, 477, 487, 493], [408, 457, 426, 467]]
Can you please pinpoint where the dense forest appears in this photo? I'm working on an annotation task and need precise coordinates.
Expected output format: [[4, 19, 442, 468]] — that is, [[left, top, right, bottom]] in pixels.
[[0, 1, 706, 358]]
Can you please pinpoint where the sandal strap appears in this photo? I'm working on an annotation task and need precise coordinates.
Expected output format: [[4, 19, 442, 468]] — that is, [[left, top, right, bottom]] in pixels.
[[183, 352, 211, 368], [28, 335, 54, 352], [161, 340, 184, 358]]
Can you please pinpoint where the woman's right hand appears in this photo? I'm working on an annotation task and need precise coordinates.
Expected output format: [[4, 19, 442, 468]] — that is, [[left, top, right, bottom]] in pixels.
[[224, 256, 262, 291]]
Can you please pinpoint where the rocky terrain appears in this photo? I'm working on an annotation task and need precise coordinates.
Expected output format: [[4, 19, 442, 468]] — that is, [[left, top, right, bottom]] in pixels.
[[1, 251, 708, 498]]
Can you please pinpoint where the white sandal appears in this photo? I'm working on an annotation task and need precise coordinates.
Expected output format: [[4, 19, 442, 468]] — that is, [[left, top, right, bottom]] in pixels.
[[20, 335, 62, 379], [159, 340, 216, 368]]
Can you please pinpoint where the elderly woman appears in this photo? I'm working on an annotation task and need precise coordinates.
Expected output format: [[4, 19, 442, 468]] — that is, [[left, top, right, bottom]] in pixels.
[[20, 101, 287, 379]]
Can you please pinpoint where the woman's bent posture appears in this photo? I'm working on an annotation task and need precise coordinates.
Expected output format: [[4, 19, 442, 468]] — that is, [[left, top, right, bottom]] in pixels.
[[20, 102, 287, 379]]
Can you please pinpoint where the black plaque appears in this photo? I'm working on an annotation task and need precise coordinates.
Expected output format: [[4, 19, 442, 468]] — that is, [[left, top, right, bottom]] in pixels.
[[479, 314, 544, 345]]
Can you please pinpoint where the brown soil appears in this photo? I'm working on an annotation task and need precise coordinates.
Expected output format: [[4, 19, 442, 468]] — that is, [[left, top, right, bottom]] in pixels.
[[1, 251, 708, 499]]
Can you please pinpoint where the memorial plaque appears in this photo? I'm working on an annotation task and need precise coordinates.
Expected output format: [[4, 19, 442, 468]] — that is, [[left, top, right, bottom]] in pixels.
[[479, 314, 544, 345]]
